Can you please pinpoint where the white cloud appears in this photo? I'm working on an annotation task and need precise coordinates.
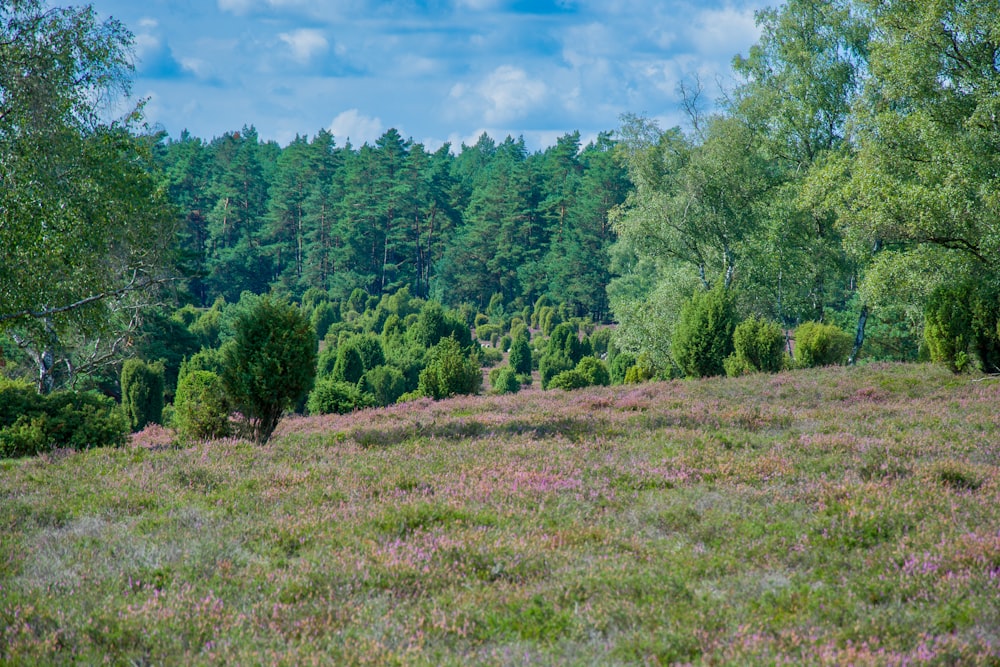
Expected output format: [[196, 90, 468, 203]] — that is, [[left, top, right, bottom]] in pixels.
[[690, 6, 760, 57], [329, 109, 384, 145], [451, 65, 548, 125], [138, 18, 158, 29], [279, 29, 329, 64]]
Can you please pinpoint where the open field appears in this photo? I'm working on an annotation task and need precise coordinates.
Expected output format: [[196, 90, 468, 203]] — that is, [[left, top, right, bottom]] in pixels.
[[2, 363, 1000, 665]]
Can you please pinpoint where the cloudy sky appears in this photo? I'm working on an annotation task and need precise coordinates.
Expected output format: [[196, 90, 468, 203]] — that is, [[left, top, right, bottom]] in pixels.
[[87, 0, 769, 150]]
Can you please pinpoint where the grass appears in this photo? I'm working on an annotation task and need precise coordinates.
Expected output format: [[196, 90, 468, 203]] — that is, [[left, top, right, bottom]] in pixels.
[[2, 362, 1000, 665]]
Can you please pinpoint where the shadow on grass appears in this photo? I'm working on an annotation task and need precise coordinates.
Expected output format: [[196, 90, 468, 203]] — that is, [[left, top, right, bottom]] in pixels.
[[350, 416, 619, 448]]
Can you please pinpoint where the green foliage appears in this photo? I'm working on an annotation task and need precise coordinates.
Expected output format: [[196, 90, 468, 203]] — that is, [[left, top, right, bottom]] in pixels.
[[489, 366, 521, 394], [793, 321, 852, 368], [923, 279, 1000, 374], [672, 284, 738, 378], [725, 316, 787, 377], [475, 324, 501, 342], [174, 370, 231, 441], [623, 365, 651, 384], [412, 302, 471, 350], [923, 282, 975, 373], [0, 379, 128, 458], [221, 295, 317, 444], [610, 352, 636, 385], [547, 323, 583, 364], [331, 344, 365, 384], [479, 346, 503, 367], [539, 354, 575, 390], [120, 359, 165, 432], [309, 301, 340, 340], [547, 369, 590, 391], [576, 357, 610, 387], [417, 337, 481, 400], [589, 328, 613, 357], [307, 378, 374, 415], [508, 335, 533, 377], [358, 366, 407, 407]]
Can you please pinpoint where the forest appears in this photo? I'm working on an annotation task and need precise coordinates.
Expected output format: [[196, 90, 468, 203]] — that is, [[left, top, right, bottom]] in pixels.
[[2, 0, 1000, 454]]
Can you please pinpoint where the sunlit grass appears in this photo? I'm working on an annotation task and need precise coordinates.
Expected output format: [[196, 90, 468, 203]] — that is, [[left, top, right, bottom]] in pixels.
[[3, 363, 999, 664]]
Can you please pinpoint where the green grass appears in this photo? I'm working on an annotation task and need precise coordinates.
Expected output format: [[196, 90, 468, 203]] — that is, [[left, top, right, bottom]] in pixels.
[[2, 362, 1000, 664]]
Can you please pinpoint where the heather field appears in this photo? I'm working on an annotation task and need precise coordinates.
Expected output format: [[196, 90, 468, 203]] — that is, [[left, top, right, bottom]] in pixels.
[[2, 363, 1000, 665]]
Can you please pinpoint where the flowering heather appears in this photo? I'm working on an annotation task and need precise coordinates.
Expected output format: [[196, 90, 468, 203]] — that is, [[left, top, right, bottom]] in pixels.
[[2, 363, 999, 664]]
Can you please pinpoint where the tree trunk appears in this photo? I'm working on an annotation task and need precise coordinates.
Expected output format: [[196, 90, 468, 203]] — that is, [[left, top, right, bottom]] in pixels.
[[848, 304, 868, 366]]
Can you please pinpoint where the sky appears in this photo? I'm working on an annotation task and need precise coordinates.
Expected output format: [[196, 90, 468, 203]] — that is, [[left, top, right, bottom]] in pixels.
[[87, 0, 770, 151]]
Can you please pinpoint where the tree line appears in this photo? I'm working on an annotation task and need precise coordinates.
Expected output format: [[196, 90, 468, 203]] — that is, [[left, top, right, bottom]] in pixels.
[[608, 0, 1000, 377], [158, 125, 630, 321]]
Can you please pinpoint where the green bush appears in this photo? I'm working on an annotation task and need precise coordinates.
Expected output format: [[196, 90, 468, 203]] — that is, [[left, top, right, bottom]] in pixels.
[[589, 328, 613, 357], [672, 283, 738, 378], [548, 322, 584, 364], [418, 336, 481, 399], [174, 370, 231, 440], [310, 300, 340, 340], [500, 335, 512, 353], [358, 365, 407, 407], [548, 369, 590, 391], [0, 416, 49, 459], [331, 343, 366, 384], [624, 365, 653, 384], [221, 295, 317, 444], [577, 357, 610, 387], [794, 321, 852, 368], [1, 380, 129, 457], [475, 323, 501, 342], [121, 358, 165, 432], [725, 316, 786, 377], [610, 352, 636, 385], [509, 335, 532, 376], [540, 353, 575, 390], [489, 366, 520, 394], [479, 346, 503, 367], [924, 279, 1000, 373], [307, 378, 374, 415]]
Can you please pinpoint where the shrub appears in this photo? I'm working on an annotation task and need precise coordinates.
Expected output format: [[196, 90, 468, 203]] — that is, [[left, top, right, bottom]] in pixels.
[[540, 353, 574, 390], [221, 295, 317, 444], [672, 283, 738, 378], [500, 335, 512, 353], [359, 365, 407, 407], [418, 336, 481, 399], [307, 378, 374, 415], [479, 346, 503, 367], [509, 335, 533, 376], [577, 357, 610, 387], [174, 370, 231, 440], [332, 343, 366, 384], [624, 365, 652, 384], [610, 352, 636, 385], [474, 313, 489, 328], [589, 328, 613, 357], [548, 369, 590, 391], [725, 316, 786, 377], [794, 321, 851, 368], [475, 323, 501, 342], [121, 358, 165, 432], [310, 300, 339, 340], [489, 365, 520, 394], [548, 323, 584, 364], [924, 279, 1000, 373]]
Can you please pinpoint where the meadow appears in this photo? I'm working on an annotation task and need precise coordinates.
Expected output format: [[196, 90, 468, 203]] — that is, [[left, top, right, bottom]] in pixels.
[[2, 362, 999, 665]]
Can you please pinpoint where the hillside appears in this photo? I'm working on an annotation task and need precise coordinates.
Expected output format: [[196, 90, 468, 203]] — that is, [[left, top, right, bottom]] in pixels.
[[2, 363, 999, 664]]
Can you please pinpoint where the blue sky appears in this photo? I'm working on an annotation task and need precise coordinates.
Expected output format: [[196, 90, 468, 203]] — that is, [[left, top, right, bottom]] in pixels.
[[88, 0, 769, 150]]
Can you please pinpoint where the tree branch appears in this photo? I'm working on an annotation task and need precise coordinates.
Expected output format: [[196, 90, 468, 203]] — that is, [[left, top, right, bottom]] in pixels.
[[0, 273, 179, 326]]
